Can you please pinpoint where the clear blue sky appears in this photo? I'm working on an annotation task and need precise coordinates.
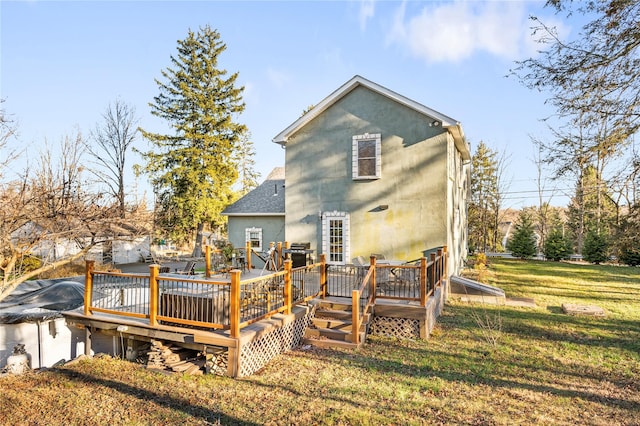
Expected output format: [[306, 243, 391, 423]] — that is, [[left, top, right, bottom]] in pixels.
[[1, 1, 576, 208]]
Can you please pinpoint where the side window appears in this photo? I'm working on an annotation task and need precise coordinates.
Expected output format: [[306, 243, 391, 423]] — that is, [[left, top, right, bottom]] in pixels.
[[245, 227, 262, 252], [352, 133, 381, 180]]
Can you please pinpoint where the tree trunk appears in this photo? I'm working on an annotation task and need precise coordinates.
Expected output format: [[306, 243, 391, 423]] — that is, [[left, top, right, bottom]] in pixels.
[[192, 222, 205, 257]]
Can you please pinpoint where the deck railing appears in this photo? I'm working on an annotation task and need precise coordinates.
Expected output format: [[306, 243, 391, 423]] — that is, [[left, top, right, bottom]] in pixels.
[[83, 257, 326, 338], [89, 271, 151, 319], [156, 276, 230, 330], [83, 247, 448, 341], [373, 248, 448, 305]]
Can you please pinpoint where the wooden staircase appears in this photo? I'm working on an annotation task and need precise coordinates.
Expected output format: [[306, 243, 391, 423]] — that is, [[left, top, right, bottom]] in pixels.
[[303, 297, 373, 349]]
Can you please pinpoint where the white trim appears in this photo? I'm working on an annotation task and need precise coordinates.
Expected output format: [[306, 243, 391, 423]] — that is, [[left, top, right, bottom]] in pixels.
[[352, 133, 381, 180], [321, 211, 350, 265], [223, 213, 285, 217], [273, 75, 459, 145]]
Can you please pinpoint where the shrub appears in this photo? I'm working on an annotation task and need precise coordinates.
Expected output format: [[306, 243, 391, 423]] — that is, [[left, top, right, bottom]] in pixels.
[[543, 229, 572, 261], [619, 246, 640, 266], [16, 254, 42, 274], [582, 231, 609, 264], [475, 252, 488, 268], [221, 242, 235, 262]]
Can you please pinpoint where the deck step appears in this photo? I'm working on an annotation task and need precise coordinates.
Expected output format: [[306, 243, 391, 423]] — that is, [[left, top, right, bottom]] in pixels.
[[311, 316, 370, 330], [314, 308, 354, 321], [305, 327, 365, 342], [304, 298, 373, 349], [301, 337, 360, 350], [316, 298, 351, 312]]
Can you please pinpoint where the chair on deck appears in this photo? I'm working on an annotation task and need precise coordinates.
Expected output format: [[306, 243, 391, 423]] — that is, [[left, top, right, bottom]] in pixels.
[[175, 260, 196, 275], [352, 256, 368, 267]]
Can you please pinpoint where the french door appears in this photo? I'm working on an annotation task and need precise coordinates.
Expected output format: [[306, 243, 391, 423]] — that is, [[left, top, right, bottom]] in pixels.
[[322, 211, 350, 265]]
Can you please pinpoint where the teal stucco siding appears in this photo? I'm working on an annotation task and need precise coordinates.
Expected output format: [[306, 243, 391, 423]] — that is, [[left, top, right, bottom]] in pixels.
[[283, 86, 461, 265], [227, 216, 285, 267]]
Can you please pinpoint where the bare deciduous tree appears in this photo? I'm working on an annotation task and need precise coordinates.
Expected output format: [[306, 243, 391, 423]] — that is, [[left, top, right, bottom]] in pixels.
[[0, 131, 148, 301], [0, 99, 19, 177], [88, 99, 140, 217]]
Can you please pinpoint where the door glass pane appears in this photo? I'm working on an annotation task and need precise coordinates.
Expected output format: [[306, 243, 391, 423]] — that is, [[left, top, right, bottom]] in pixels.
[[329, 219, 344, 263]]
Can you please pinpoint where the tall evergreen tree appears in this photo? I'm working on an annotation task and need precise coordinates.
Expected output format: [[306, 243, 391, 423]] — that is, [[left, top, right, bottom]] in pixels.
[[617, 203, 640, 266], [468, 141, 498, 253], [507, 211, 537, 260], [235, 131, 260, 196], [567, 165, 616, 254], [139, 26, 246, 256]]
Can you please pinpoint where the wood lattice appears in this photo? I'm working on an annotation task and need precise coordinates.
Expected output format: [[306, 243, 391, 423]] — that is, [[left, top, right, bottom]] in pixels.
[[239, 309, 314, 377], [370, 316, 420, 339]]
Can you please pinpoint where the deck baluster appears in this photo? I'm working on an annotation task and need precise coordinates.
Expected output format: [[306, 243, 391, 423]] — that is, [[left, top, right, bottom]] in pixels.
[[420, 257, 427, 306], [284, 259, 292, 314]]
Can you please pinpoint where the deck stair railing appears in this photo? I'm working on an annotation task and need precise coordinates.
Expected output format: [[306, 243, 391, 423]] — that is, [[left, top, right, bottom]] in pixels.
[[351, 259, 376, 345]]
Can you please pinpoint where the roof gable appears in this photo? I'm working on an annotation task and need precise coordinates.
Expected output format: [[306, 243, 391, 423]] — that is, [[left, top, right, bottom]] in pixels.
[[272, 75, 470, 160]]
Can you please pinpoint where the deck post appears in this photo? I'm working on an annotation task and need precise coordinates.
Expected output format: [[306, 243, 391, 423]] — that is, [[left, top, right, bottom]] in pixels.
[[442, 245, 448, 280], [320, 254, 327, 298], [84, 260, 95, 316], [205, 245, 211, 278], [369, 255, 377, 300], [284, 259, 292, 315], [246, 241, 252, 270], [149, 264, 159, 327], [84, 326, 92, 356], [352, 289, 360, 346], [230, 270, 241, 338], [277, 241, 283, 270], [420, 257, 427, 307]]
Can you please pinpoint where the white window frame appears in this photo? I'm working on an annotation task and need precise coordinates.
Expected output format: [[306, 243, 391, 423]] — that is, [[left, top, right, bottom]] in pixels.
[[352, 133, 381, 180], [321, 211, 350, 265], [245, 227, 263, 252]]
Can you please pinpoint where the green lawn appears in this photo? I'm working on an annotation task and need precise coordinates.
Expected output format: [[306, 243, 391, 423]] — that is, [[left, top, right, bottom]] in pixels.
[[1, 259, 639, 425]]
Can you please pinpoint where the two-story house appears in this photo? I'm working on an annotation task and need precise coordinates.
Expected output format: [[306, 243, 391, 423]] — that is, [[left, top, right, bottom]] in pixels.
[[224, 75, 470, 274]]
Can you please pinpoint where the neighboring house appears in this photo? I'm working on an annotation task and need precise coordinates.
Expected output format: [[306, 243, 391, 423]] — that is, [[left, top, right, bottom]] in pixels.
[[222, 167, 285, 267], [13, 221, 151, 265], [226, 75, 470, 273]]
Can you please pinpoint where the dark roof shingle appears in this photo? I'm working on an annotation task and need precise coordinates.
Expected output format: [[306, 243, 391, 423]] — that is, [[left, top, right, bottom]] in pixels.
[[222, 167, 285, 216]]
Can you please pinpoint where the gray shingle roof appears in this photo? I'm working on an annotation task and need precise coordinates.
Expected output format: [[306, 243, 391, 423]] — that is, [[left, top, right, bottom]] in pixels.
[[222, 167, 285, 216]]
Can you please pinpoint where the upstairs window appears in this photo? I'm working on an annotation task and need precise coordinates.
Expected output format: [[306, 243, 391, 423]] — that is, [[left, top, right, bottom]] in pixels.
[[352, 133, 381, 180]]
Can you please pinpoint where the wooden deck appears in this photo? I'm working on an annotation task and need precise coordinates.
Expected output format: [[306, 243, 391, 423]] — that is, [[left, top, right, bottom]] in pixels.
[[64, 247, 449, 377]]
